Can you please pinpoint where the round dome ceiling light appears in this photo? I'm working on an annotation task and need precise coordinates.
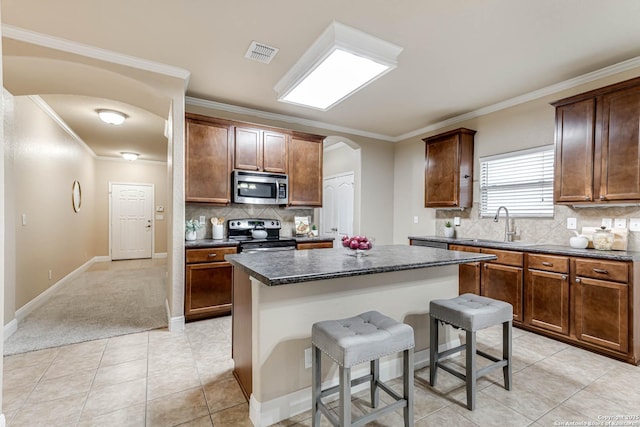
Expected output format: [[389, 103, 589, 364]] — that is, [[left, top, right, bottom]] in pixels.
[[120, 152, 139, 161], [97, 109, 127, 125]]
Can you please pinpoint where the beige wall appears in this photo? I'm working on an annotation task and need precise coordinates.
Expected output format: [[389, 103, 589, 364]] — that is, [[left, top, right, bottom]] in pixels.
[[393, 67, 640, 247], [93, 158, 168, 256], [186, 104, 396, 244], [10, 96, 97, 310], [3, 95, 170, 322]]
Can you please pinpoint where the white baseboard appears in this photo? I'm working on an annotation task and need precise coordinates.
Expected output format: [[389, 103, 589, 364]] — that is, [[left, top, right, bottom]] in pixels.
[[15, 256, 103, 323], [153, 252, 167, 259], [5, 256, 108, 341], [165, 298, 185, 332], [3, 319, 18, 341], [0, 413, 6, 427], [249, 348, 430, 427]]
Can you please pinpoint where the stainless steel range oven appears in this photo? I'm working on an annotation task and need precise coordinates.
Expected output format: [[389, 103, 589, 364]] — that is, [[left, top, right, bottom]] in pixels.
[[227, 218, 296, 253]]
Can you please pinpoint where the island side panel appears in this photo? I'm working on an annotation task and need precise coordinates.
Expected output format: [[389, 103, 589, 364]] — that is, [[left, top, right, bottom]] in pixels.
[[232, 267, 252, 400], [251, 264, 459, 404]]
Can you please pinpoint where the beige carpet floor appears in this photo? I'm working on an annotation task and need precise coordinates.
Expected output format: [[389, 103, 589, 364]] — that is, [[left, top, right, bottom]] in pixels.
[[3, 258, 168, 356]]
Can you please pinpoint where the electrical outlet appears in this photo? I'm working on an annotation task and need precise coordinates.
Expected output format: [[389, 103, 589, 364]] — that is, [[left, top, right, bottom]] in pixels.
[[199, 215, 206, 225], [601, 218, 613, 229], [630, 218, 640, 232], [454, 217, 461, 226], [614, 218, 627, 229], [566, 218, 577, 230], [22, 213, 27, 226], [48, 270, 52, 280], [413, 216, 418, 224], [304, 347, 312, 368]]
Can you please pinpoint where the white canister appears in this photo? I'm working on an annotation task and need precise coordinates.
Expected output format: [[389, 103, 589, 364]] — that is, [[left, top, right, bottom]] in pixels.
[[212, 224, 224, 240]]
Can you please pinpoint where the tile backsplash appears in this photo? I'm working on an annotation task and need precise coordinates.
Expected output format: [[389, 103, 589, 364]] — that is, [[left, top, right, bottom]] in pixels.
[[186, 203, 315, 239], [436, 204, 640, 251]]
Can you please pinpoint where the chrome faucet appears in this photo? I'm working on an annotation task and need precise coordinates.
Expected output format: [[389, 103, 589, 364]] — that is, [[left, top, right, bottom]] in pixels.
[[493, 206, 516, 242]]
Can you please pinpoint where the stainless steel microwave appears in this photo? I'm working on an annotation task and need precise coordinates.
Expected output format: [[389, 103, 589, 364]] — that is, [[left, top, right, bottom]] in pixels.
[[232, 170, 289, 205]]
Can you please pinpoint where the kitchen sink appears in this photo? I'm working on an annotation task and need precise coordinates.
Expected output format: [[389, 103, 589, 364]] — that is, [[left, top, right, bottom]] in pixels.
[[457, 238, 536, 247]]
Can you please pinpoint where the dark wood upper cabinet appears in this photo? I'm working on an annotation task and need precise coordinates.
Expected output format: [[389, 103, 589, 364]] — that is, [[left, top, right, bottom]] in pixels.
[[288, 133, 324, 207], [552, 76, 640, 205], [185, 114, 233, 204], [553, 99, 596, 203], [234, 126, 288, 174], [423, 128, 475, 208]]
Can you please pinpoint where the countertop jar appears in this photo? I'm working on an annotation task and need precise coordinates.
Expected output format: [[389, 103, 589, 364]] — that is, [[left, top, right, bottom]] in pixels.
[[593, 227, 614, 250]]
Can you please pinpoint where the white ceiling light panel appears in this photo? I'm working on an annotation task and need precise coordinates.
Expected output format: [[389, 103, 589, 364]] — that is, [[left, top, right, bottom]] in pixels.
[[274, 21, 403, 111]]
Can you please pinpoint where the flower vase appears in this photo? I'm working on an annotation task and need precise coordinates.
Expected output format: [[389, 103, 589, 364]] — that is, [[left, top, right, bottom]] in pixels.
[[185, 230, 197, 241], [443, 227, 455, 238]]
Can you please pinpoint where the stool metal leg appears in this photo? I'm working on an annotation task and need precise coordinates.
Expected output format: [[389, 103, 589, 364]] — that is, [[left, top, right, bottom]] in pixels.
[[503, 320, 512, 391], [370, 359, 379, 408], [403, 348, 414, 427], [429, 315, 439, 386], [339, 366, 351, 426], [466, 330, 477, 411], [312, 345, 321, 427]]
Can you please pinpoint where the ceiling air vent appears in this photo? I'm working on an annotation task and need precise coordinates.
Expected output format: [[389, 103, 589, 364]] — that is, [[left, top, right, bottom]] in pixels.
[[244, 41, 279, 64]]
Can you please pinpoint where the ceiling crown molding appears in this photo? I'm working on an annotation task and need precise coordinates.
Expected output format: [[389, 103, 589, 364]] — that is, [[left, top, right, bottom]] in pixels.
[[185, 96, 396, 142], [29, 95, 96, 158], [395, 55, 640, 141], [2, 25, 191, 88]]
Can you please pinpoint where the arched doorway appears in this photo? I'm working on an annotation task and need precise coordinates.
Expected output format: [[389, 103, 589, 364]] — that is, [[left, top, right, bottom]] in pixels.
[[320, 136, 362, 245]]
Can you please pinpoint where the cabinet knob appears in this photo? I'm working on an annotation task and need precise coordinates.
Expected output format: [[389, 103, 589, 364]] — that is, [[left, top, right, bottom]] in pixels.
[[600, 195, 606, 200], [575, 278, 581, 283], [584, 196, 590, 200], [593, 268, 608, 275], [561, 275, 567, 281], [542, 262, 553, 267], [463, 174, 470, 179], [208, 253, 217, 258]]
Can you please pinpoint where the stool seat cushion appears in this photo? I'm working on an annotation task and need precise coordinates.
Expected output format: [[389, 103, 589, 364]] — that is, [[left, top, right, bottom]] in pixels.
[[312, 311, 415, 368], [430, 294, 512, 331]]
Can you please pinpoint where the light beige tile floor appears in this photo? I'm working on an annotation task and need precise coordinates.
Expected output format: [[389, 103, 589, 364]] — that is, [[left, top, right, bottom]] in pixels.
[[3, 317, 639, 426]]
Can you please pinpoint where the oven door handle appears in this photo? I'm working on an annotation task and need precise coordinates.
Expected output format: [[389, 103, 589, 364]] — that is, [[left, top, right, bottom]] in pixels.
[[244, 246, 295, 253]]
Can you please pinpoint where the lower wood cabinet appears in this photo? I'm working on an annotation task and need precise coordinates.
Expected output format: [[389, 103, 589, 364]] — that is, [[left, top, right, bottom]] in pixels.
[[525, 254, 570, 335], [449, 244, 481, 295], [414, 238, 640, 363], [185, 246, 237, 321], [480, 248, 524, 323], [573, 258, 629, 354]]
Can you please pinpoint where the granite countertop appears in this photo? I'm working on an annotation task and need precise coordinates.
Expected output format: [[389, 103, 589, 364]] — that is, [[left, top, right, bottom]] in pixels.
[[408, 235, 640, 261], [225, 244, 496, 286]]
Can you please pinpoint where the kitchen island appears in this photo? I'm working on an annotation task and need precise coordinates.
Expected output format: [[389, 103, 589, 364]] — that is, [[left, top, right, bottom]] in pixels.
[[226, 244, 496, 426]]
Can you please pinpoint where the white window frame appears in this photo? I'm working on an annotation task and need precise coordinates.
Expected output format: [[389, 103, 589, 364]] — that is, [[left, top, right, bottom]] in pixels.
[[479, 145, 555, 218]]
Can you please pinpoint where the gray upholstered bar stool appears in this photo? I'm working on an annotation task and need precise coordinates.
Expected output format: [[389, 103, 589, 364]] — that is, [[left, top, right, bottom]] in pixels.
[[429, 293, 512, 410], [311, 310, 415, 427]]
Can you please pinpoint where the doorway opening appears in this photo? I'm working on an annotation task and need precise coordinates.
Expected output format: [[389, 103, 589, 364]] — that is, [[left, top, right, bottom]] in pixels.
[[320, 138, 361, 245]]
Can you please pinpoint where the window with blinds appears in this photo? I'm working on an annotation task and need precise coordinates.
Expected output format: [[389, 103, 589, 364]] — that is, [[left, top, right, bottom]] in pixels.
[[480, 146, 555, 218]]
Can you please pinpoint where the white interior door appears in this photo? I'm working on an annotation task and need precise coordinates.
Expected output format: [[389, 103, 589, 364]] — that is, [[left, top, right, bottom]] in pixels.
[[322, 173, 354, 246], [111, 183, 154, 260]]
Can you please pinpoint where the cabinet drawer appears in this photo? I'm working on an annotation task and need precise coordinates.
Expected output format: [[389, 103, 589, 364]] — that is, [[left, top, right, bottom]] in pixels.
[[574, 258, 628, 283], [186, 247, 237, 263], [527, 254, 569, 273], [297, 242, 333, 250], [480, 248, 523, 267]]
